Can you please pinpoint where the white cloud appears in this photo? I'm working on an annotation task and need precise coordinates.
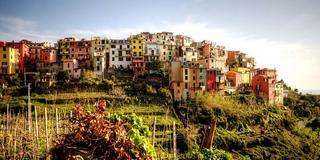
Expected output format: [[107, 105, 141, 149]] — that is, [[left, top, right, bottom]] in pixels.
[[0, 16, 36, 31], [0, 16, 59, 42]]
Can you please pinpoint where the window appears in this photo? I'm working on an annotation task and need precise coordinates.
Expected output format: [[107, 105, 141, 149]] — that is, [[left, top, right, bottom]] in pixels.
[[97, 66, 100, 71], [133, 41, 136, 43], [133, 46, 136, 49], [67, 63, 70, 68], [111, 45, 116, 48], [3, 54, 6, 59], [185, 83, 188, 89], [112, 51, 115, 55], [139, 41, 141, 43], [185, 76, 188, 80], [177, 82, 180, 87], [2, 47, 6, 51], [119, 51, 122, 56], [139, 46, 142, 49], [126, 57, 131, 61], [120, 45, 122, 49], [97, 57, 100, 61], [119, 57, 123, 61], [185, 69, 188, 74], [127, 45, 130, 48], [112, 57, 115, 61], [193, 76, 195, 80]]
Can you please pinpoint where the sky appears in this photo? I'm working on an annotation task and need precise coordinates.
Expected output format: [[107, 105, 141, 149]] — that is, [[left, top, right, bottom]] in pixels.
[[0, 0, 319, 92]]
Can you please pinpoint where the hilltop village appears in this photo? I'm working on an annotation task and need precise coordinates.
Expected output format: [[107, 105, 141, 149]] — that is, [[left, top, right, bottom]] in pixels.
[[0, 32, 283, 105]]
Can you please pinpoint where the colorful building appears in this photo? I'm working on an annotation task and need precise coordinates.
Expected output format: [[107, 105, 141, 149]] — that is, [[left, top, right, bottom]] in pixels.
[[231, 67, 252, 85], [91, 37, 109, 77], [175, 35, 193, 47], [251, 68, 277, 104], [69, 39, 91, 69], [206, 69, 217, 92], [62, 59, 81, 79], [169, 61, 183, 101], [109, 39, 131, 69], [40, 47, 57, 64], [0, 46, 19, 74], [226, 70, 241, 88], [180, 46, 198, 62], [130, 35, 145, 57], [6, 41, 30, 73], [132, 57, 145, 76], [144, 42, 160, 62]]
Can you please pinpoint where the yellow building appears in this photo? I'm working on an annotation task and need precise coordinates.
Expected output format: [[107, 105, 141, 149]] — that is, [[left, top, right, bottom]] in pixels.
[[130, 35, 145, 57], [232, 67, 251, 84], [0, 46, 19, 74]]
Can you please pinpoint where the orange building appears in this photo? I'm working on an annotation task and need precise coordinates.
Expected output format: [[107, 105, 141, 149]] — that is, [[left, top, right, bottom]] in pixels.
[[226, 70, 241, 88], [40, 48, 57, 64]]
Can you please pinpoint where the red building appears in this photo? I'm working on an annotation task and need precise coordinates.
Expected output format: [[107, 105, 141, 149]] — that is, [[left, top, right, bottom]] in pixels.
[[251, 68, 277, 104], [206, 69, 217, 91], [40, 48, 57, 64], [132, 57, 145, 76], [6, 41, 30, 74], [0, 41, 6, 47]]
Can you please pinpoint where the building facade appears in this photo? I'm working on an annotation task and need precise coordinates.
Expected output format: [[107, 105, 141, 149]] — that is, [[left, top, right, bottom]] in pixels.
[[109, 39, 131, 69], [0, 46, 18, 75]]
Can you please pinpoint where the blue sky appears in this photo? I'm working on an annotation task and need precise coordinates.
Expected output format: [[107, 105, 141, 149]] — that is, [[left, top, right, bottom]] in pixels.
[[0, 0, 320, 91]]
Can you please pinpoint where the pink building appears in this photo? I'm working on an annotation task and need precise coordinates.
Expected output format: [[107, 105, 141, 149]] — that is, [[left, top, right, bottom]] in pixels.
[[62, 59, 81, 79], [40, 48, 57, 63]]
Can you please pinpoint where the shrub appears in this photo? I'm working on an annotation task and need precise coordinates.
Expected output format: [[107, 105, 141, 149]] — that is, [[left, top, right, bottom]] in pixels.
[[51, 100, 155, 160]]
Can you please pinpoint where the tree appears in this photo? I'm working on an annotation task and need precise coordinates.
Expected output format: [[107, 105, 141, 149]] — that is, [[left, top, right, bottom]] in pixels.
[[56, 70, 69, 83]]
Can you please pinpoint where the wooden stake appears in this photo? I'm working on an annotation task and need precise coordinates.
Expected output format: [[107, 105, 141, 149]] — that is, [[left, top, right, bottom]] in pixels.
[[173, 122, 177, 160], [152, 117, 157, 147], [45, 107, 49, 155], [13, 113, 18, 160], [202, 119, 216, 149], [34, 106, 39, 158], [55, 108, 59, 135], [28, 83, 32, 133]]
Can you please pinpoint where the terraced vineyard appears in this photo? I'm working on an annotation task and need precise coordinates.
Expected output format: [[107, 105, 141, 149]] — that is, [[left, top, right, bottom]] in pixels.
[[0, 91, 182, 159]]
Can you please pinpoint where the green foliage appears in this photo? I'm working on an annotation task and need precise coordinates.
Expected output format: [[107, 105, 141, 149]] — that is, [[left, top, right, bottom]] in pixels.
[[186, 148, 233, 160], [56, 70, 69, 82], [146, 84, 157, 95], [158, 87, 172, 102], [108, 114, 156, 158], [215, 128, 247, 150], [146, 60, 164, 72]]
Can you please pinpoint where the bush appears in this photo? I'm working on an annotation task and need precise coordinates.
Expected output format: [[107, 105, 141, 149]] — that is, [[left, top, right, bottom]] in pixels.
[[186, 148, 233, 160], [51, 100, 155, 160]]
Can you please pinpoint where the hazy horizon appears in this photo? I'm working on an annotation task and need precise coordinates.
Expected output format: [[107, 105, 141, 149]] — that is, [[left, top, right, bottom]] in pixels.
[[1, 0, 319, 91]]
